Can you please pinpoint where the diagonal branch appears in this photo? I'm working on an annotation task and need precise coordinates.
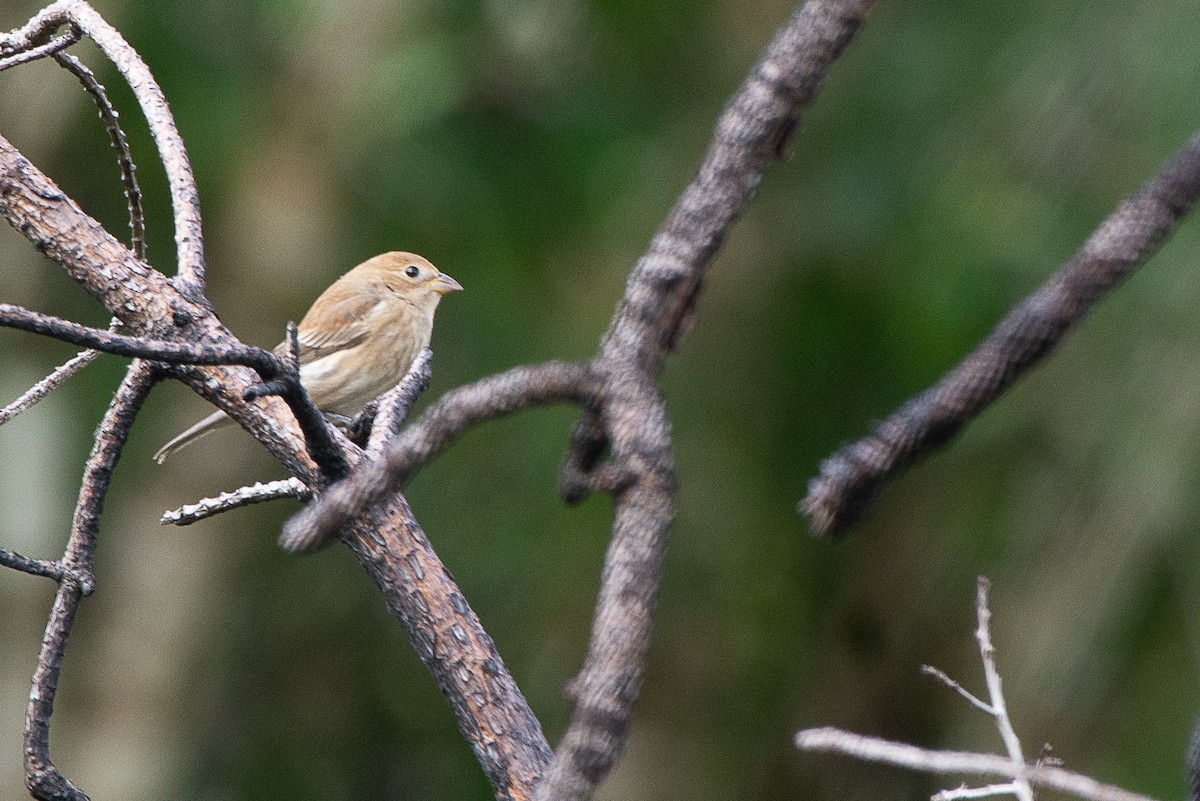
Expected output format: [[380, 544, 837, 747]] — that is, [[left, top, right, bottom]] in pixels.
[[802, 126, 1200, 539]]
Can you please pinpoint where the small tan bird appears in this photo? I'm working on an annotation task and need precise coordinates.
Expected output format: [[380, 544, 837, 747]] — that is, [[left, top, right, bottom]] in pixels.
[[153, 251, 462, 463]]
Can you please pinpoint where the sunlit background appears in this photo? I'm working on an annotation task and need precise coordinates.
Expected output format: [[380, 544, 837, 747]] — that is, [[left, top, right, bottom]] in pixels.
[[2, 0, 1199, 799]]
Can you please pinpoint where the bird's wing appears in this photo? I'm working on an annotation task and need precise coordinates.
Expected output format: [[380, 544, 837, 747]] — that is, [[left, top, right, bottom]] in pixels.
[[276, 290, 383, 363]]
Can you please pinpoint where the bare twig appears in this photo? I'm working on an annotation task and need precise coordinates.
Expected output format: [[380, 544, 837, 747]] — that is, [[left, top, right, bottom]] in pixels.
[[364, 347, 433, 457], [921, 664, 994, 715], [0, 547, 65, 582], [1, 0, 204, 293], [52, 50, 145, 259], [0, 304, 350, 480], [0, 24, 77, 71], [24, 361, 156, 801], [973, 578, 1033, 801], [795, 728, 1160, 801], [160, 478, 311, 526], [802, 127, 1200, 539]]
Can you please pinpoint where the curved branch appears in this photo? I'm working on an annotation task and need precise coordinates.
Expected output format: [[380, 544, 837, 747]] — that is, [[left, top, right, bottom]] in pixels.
[[801, 126, 1200, 538], [1, 1, 204, 293], [280, 360, 595, 551], [561, 0, 877, 498]]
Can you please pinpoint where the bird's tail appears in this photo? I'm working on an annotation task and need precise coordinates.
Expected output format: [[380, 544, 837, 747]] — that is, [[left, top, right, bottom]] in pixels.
[[153, 410, 232, 463]]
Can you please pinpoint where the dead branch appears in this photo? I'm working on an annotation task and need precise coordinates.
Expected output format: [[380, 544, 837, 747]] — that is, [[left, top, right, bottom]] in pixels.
[[24, 362, 157, 801], [795, 728, 1160, 801], [796, 578, 1158, 801], [0, 0, 880, 798], [802, 127, 1200, 539]]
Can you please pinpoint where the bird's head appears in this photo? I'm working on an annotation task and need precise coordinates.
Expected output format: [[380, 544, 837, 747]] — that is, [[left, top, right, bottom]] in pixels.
[[365, 251, 463, 303]]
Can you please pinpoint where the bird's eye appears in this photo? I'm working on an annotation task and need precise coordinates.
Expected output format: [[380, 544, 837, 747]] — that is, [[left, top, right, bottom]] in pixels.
[[405, 265, 420, 278]]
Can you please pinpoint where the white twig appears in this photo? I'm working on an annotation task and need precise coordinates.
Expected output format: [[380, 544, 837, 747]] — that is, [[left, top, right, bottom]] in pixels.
[[0, 347, 100, 425], [921, 664, 995, 715], [0, 317, 121, 425], [974, 577, 1033, 801], [161, 478, 310, 526], [935, 782, 1026, 801], [795, 728, 1160, 801]]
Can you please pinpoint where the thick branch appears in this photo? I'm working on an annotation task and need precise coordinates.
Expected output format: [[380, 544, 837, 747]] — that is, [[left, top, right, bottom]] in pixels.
[[802, 126, 1200, 538], [0, 123, 547, 800], [562, 0, 876, 496], [0, 132, 320, 479], [339, 497, 554, 800]]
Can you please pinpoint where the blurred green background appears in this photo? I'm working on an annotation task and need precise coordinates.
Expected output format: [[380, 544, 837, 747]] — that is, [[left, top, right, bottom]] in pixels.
[[2, 0, 1199, 799]]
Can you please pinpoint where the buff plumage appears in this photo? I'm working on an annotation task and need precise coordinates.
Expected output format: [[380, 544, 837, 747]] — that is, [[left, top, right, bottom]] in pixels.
[[153, 251, 461, 463]]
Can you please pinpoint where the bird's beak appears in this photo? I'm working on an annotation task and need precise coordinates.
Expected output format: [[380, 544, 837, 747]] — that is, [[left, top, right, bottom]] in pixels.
[[428, 272, 464, 295]]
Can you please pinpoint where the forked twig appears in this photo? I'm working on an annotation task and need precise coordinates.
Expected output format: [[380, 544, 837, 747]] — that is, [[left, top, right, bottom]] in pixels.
[[797, 578, 1155, 801]]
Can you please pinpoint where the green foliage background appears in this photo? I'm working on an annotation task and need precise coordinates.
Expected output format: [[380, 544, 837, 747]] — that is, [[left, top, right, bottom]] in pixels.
[[1, 1, 1199, 799]]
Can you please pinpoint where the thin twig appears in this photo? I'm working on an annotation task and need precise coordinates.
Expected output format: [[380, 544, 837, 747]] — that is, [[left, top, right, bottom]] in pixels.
[[0, 547, 64, 582], [974, 578, 1033, 801], [935, 783, 1027, 801], [52, 50, 146, 259], [25, 361, 156, 801], [921, 664, 995, 715], [0, 0, 204, 292], [802, 126, 1200, 539], [795, 728, 1160, 801], [364, 347, 433, 457], [0, 304, 350, 480], [0, 25, 78, 71], [160, 478, 311, 526], [0, 348, 98, 426]]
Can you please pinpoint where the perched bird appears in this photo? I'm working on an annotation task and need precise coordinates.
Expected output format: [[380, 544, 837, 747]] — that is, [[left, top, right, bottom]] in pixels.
[[153, 251, 462, 463]]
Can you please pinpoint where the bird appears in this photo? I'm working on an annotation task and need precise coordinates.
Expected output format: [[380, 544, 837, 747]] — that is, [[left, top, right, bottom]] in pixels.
[[153, 251, 462, 463]]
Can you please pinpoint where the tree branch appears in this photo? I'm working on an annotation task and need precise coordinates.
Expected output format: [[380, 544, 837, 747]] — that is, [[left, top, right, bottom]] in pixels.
[[795, 728, 1160, 801], [24, 361, 156, 801], [802, 126, 1200, 539], [1, 0, 203, 294]]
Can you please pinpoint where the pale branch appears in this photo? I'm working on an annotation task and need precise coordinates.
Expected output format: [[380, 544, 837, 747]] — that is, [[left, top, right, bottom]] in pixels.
[[160, 478, 311, 526], [973, 578, 1033, 801], [921, 664, 994, 716], [0, 24, 77, 71], [0, 0, 204, 294], [1, 347, 98, 425], [25, 361, 156, 801], [934, 782, 1027, 801], [795, 728, 1160, 801], [281, 360, 596, 551], [802, 126, 1200, 539]]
